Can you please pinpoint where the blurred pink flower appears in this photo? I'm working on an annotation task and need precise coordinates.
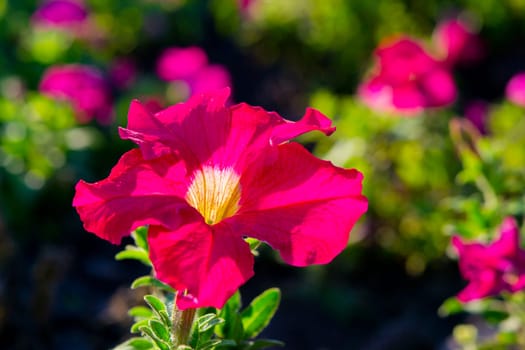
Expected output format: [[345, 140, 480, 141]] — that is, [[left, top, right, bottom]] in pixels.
[[464, 100, 489, 134], [506, 72, 525, 107], [359, 37, 456, 115], [188, 64, 232, 96], [109, 58, 137, 90], [32, 0, 88, 29], [156, 47, 208, 81], [238, 0, 255, 11], [433, 18, 484, 67], [156, 46, 232, 98], [39, 64, 113, 124], [453, 217, 525, 302]]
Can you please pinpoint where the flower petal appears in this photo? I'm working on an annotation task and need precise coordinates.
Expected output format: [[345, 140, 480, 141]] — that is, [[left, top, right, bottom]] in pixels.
[[73, 149, 190, 243], [148, 217, 254, 310], [457, 269, 499, 302], [230, 142, 367, 266], [506, 72, 525, 107], [391, 82, 426, 111], [269, 107, 335, 146], [120, 92, 336, 172], [420, 69, 456, 107], [491, 217, 521, 257], [119, 89, 231, 160]]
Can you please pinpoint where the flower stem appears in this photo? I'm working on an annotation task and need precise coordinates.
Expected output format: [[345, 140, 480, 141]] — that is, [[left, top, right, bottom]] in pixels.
[[475, 174, 498, 211], [172, 301, 196, 347]]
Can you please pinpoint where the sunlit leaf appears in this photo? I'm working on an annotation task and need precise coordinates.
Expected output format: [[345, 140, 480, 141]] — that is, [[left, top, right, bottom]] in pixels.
[[241, 288, 280, 339]]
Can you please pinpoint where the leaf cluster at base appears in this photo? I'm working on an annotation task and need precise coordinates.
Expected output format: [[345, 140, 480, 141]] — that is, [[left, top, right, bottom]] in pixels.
[[114, 282, 283, 350]]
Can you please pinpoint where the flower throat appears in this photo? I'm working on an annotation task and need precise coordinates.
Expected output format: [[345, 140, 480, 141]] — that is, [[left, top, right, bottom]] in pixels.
[[185, 166, 241, 225]]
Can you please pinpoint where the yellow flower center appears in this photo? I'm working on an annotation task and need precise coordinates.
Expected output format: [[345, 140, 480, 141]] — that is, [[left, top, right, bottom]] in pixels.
[[185, 166, 242, 225]]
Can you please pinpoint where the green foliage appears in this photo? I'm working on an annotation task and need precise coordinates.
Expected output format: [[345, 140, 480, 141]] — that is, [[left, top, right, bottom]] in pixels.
[[115, 227, 152, 267], [308, 92, 458, 271], [131, 276, 175, 294], [117, 288, 282, 350], [0, 93, 87, 190], [114, 337, 154, 350], [240, 288, 280, 339]]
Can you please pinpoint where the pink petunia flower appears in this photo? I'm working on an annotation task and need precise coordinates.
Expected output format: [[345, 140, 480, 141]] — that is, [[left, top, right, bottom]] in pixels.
[[72, 89, 368, 309], [452, 217, 525, 302], [156, 46, 232, 99], [358, 37, 457, 115], [32, 0, 88, 29], [39, 64, 113, 124], [506, 72, 525, 107], [433, 18, 484, 67], [156, 46, 209, 82]]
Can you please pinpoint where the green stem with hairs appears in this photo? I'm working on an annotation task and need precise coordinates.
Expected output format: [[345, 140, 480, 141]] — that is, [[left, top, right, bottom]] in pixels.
[[172, 300, 196, 347]]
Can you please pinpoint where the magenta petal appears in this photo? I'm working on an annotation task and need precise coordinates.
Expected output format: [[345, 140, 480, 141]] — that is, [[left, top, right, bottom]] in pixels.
[[391, 83, 426, 111], [358, 77, 394, 113], [121, 92, 339, 172], [156, 47, 208, 82], [420, 69, 457, 107], [376, 38, 435, 83], [33, 0, 88, 28], [39, 64, 113, 124], [457, 269, 499, 302], [72, 149, 190, 243], [270, 108, 335, 145], [452, 217, 525, 302], [188, 64, 232, 95], [230, 143, 367, 266], [119, 89, 231, 161], [506, 72, 525, 107], [118, 100, 176, 159], [433, 18, 484, 66], [148, 219, 254, 310], [491, 217, 520, 257], [360, 36, 457, 114]]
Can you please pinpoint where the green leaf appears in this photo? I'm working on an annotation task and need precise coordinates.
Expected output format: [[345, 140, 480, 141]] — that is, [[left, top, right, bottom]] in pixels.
[[191, 313, 223, 347], [113, 337, 154, 350], [131, 319, 150, 334], [226, 291, 242, 312], [438, 297, 464, 317], [139, 326, 171, 350], [241, 288, 281, 339], [158, 310, 172, 328], [197, 314, 225, 333], [115, 246, 152, 266], [176, 346, 193, 350], [198, 339, 236, 350], [144, 295, 167, 314], [245, 238, 262, 255], [131, 276, 175, 293], [216, 302, 243, 340], [242, 339, 284, 350], [132, 226, 149, 251], [143, 295, 172, 327], [129, 306, 154, 319], [149, 319, 170, 342]]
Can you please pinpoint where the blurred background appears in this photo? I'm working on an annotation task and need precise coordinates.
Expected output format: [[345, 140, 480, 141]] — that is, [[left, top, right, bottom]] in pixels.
[[2, 0, 525, 349]]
